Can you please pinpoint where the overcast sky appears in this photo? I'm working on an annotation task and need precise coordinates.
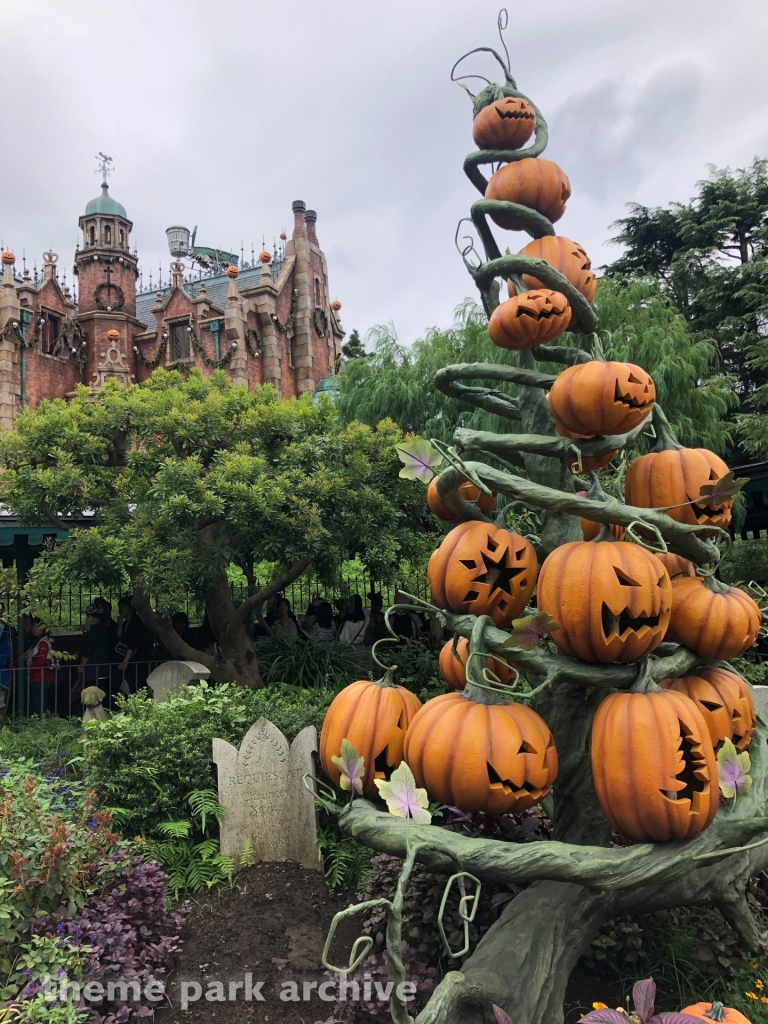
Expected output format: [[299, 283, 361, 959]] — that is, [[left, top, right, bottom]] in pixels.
[[1, 0, 767, 347]]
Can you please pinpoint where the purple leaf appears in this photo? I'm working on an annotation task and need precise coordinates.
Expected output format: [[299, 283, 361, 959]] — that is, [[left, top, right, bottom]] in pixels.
[[504, 611, 560, 652], [656, 1015, 708, 1024], [633, 978, 656, 1022], [395, 439, 443, 482], [331, 738, 365, 796], [493, 1006, 514, 1024], [374, 762, 431, 824], [698, 471, 748, 506], [717, 737, 752, 800], [580, 1012, 627, 1024]]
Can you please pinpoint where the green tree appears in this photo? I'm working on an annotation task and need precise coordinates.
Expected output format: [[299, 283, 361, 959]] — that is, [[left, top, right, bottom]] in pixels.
[[341, 328, 367, 360], [0, 370, 432, 686], [606, 158, 768, 403]]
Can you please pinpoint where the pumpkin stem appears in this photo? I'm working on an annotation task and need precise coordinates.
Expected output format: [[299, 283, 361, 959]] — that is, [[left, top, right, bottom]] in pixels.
[[700, 571, 732, 597], [374, 665, 399, 689], [703, 1004, 725, 1022], [648, 405, 683, 453], [629, 660, 663, 694]]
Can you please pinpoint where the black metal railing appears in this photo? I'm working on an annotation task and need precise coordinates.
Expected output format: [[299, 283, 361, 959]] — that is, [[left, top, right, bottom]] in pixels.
[[5, 659, 163, 720]]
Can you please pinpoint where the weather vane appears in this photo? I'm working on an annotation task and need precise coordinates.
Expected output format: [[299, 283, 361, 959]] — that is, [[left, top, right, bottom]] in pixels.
[[95, 152, 113, 185]]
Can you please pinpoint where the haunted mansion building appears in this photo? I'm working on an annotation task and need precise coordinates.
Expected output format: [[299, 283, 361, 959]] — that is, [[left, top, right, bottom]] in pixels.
[[0, 172, 345, 432]]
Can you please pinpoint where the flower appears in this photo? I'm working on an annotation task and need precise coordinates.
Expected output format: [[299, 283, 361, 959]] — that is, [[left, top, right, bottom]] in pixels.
[[756, 980, 764, 989], [592, 1003, 608, 1011], [751, 961, 760, 969], [746, 992, 758, 1000], [761, 997, 768, 1005]]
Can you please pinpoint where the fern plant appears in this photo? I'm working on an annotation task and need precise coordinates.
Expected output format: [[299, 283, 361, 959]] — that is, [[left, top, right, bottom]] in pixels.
[[147, 789, 232, 897], [316, 808, 372, 892]]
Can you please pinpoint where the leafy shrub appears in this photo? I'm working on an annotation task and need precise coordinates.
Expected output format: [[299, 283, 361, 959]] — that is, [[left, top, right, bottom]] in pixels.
[[377, 639, 445, 701], [325, 941, 435, 1023], [316, 807, 372, 892], [253, 632, 366, 690], [720, 539, 768, 587], [0, 718, 84, 778]]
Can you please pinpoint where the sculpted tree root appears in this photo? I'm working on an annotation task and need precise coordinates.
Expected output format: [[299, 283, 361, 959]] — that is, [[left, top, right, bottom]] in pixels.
[[326, 17, 766, 1024]]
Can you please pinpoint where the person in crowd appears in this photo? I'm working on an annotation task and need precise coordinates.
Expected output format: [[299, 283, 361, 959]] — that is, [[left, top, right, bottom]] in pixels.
[[338, 594, 368, 645], [194, 612, 217, 656], [78, 604, 113, 702], [301, 593, 323, 634], [115, 594, 148, 694], [24, 617, 56, 718], [364, 592, 389, 647], [274, 598, 299, 637], [309, 601, 337, 644]]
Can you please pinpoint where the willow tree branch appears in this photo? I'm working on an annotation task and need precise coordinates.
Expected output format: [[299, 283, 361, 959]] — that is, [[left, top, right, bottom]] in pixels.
[[435, 462, 724, 564], [471, 255, 598, 331]]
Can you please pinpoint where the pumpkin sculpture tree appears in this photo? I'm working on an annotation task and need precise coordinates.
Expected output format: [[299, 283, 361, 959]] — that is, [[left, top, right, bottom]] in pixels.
[[322, 15, 768, 1024]]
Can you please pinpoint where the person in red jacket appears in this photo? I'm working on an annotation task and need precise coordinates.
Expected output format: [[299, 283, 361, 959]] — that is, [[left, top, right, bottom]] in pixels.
[[24, 618, 56, 718]]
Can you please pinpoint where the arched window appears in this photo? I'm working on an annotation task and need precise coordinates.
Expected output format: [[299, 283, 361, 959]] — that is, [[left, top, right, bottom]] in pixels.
[[314, 278, 321, 306], [119, 229, 124, 248], [104, 224, 111, 245], [89, 226, 95, 246]]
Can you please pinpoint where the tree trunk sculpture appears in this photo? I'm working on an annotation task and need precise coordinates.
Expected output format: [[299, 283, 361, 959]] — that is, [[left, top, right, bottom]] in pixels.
[[324, 17, 768, 1024]]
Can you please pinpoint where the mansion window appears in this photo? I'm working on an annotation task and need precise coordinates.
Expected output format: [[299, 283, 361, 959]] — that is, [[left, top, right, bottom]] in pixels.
[[314, 278, 321, 306], [41, 313, 62, 356], [89, 226, 95, 245], [170, 321, 191, 361], [104, 224, 111, 245]]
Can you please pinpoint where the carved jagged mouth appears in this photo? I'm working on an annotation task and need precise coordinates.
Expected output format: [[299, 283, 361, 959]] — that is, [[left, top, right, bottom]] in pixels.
[[496, 109, 535, 121], [487, 760, 538, 795], [518, 306, 559, 321], [601, 602, 660, 640], [614, 380, 653, 409], [690, 500, 728, 522], [660, 723, 709, 803]]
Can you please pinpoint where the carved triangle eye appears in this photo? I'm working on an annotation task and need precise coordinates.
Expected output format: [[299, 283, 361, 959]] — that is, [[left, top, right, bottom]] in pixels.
[[700, 701, 722, 712], [614, 566, 641, 587]]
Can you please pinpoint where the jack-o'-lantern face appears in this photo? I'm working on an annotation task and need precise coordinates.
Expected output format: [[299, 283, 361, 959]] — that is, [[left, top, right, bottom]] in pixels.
[[548, 361, 656, 437], [516, 236, 597, 313], [472, 96, 536, 151], [537, 541, 672, 663], [660, 667, 756, 753], [591, 688, 718, 841], [625, 448, 733, 529], [428, 521, 538, 627]]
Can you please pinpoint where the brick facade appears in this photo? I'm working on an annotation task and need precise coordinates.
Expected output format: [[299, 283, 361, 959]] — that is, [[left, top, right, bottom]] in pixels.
[[0, 187, 345, 426]]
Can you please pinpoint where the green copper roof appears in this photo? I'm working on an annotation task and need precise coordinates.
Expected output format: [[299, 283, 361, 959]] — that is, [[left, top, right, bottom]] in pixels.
[[85, 183, 127, 218]]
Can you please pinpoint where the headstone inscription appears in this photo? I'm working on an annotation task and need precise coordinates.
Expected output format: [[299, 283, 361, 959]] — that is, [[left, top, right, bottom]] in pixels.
[[212, 718, 321, 871]]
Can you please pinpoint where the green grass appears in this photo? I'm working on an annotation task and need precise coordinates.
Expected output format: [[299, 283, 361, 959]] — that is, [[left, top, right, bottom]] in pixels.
[[0, 715, 85, 776]]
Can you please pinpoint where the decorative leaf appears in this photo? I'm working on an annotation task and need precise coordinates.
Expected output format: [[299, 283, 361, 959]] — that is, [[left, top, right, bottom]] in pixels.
[[374, 761, 432, 824], [632, 978, 656, 1023], [717, 737, 752, 800], [698, 471, 749, 506], [331, 738, 365, 796], [503, 612, 560, 651], [493, 1006, 514, 1024], [656, 1014, 711, 1024], [579, 1011, 628, 1024], [395, 438, 443, 482]]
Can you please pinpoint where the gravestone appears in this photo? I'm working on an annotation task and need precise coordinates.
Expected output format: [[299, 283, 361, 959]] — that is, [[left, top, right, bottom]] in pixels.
[[212, 718, 320, 871], [753, 685, 768, 721], [146, 660, 210, 702]]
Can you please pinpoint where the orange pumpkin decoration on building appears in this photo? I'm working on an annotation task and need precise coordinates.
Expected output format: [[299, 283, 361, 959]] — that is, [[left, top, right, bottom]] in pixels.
[[404, 690, 557, 815], [666, 575, 761, 660], [488, 289, 571, 350], [681, 1003, 752, 1024], [319, 671, 422, 800], [472, 96, 536, 151], [624, 448, 733, 529], [427, 477, 496, 523], [548, 361, 655, 437], [428, 521, 538, 627], [485, 158, 571, 231], [537, 541, 672, 663], [512, 236, 597, 310], [660, 666, 756, 753], [591, 682, 718, 842], [438, 636, 514, 690], [655, 551, 697, 583], [576, 493, 625, 541]]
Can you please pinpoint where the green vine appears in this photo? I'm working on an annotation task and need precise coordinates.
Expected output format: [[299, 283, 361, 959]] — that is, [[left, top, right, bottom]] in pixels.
[[244, 328, 262, 358], [271, 289, 298, 333], [134, 323, 238, 371], [189, 324, 236, 368], [134, 336, 167, 370], [93, 282, 125, 312], [313, 306, 329, 338]]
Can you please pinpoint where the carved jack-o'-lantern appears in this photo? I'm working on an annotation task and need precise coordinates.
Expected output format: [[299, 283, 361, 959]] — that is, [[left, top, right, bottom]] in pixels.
[[537, 541, 672, 663], [666, 575, 761, 660], [428, 521, 538, 627], [548, 361, 656, 437], [511, 236, 597, 321], [488, 290, 571, 350], [591, 685, 718, 842], [427, 477, 496, 523], [472, 96, 537, 151], [486, 158, 571, 231], [319, 671, 422, 800], [576, 492, 625, 541], [404, 690, 557, 815], [1, 252, 15, 266], [625, 448, 733, 529], [660, 666, 756, 753], [438, 636, 515, 690]]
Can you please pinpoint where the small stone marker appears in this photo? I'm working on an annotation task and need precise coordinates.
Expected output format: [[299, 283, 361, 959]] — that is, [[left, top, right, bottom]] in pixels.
[[753, 685, 768, 721], [146, 660, 210, 702], [212, 718, 321, 871]]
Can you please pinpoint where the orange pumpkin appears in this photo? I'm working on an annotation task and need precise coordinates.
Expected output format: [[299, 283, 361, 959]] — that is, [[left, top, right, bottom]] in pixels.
[[404, 691, 557, 815], [568, 450, 618, 474], [660, 666, 756, 753], [485, 158, 571, 230], [666, 575, 761, 660], [319, 672, 422, 800], [537, 540, 672, 663], [655, 551, 697, 583], [591, 686, 718, 842], [428, 521, 538, 627], [427, 477, 497, 523], [625, 448, 733, 529], [438, 636, 514, 690], [681, 1003, 751, 1024], [576, 492, 625, 541], [472, 96, 536, 151], [548, 361, 655, 437], [488, 289, 571, 349], [512, 236, 597, 311]]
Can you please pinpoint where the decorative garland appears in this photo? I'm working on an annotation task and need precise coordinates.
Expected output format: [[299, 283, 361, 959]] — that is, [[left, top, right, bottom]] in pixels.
[[189, 324, 236, 368], [94, 282, 125, 312], [313, 307, 329, 338], [134, 335, 167, 369], [61, 318, 88, 367], [271, 289, 298, 334], [77, 254, 139, 277], [244, 328, 262, 358], [133, 323, 237, 371]]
